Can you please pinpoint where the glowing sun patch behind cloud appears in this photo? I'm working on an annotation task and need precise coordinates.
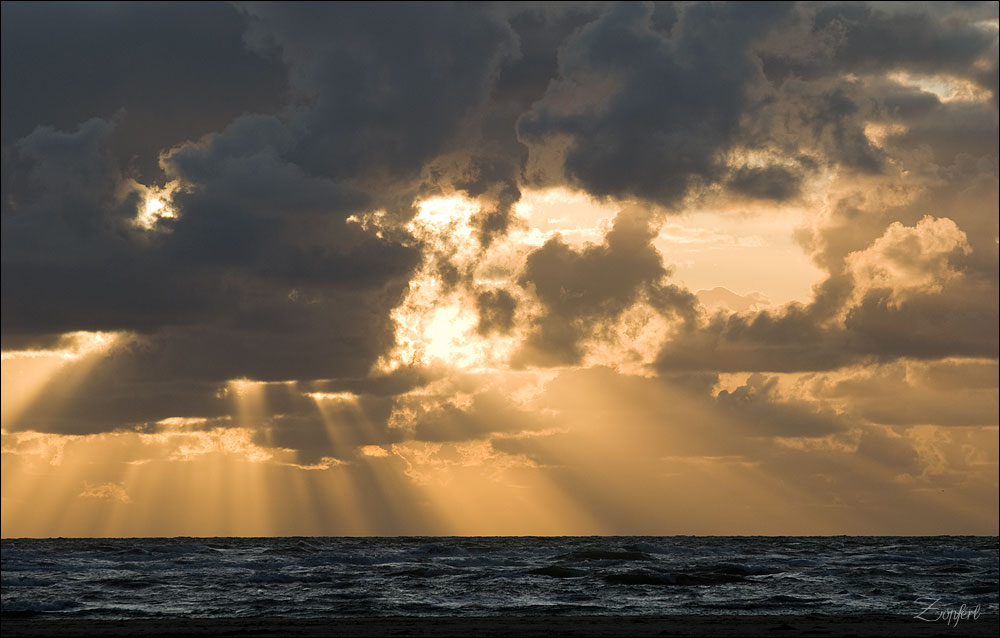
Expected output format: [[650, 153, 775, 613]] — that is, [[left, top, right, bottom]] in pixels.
[[380, 195, 524, 372], [133, 181, 178, 230]]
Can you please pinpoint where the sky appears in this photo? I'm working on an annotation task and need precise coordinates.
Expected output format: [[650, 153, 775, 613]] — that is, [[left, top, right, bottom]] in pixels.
[[1, 1, 997, 537]]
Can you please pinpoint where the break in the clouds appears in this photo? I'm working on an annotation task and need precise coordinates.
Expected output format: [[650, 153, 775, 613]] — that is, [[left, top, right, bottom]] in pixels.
[[2, 2, 997, 537]]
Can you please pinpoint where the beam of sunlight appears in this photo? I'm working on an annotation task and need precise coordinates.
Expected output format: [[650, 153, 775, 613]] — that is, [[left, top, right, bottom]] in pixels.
[[1, 331, 127, 429]]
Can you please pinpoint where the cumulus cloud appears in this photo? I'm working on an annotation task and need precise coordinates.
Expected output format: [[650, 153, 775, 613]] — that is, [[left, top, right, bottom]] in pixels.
[[815, 360, 999, 427], [0, 2, 288, 181], [476, 289, 518, 336], [514, 208, 697, 366], [658, 270, 998, 373], [239, 2, 519, 191], [846, 215, 972, 305], [715, 373, 849, 438], [518, 1, 794, 205]]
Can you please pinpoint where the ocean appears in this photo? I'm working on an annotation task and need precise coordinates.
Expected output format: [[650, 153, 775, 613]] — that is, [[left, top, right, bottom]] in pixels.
[[2, 536, 997, 619]]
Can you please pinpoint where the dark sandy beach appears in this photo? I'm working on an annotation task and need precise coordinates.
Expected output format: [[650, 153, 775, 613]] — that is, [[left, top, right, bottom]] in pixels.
[[2, 615, 998, 637]]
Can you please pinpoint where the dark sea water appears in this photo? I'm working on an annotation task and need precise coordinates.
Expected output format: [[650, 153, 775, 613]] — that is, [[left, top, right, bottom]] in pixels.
[[1, 536, 997, 619]]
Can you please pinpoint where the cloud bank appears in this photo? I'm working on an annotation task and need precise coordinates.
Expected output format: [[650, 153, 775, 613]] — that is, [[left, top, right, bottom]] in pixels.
[[2, 1, 997, 535]]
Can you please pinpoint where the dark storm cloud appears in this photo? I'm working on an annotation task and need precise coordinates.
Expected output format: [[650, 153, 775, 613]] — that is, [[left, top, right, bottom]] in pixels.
[[758, 80, 888, 175], [758, 1, 999, 121], [518, 1, 794, 205], [748, 0, 999, 178], [845, 285, 999, 361], [790, 3, 996, 83], [515, 208, 697, 366], [14, 372, 228, 437], [827, 77, 998, 192], [421, 3, 606, 246], [3, 2, 523, 395], [726, 164, 803, 201], [2, 0, 532, 411], [476, 289, 518, 336], [1, 1, 521, 439], [3, 0, 523, 327], [750, 1, 998, 171], [657, 267, 998, 374], [453, 157, 522, 248], [126, 290, 408, 383], [886, 98, 1000, 166], [657, 276, 856, 373], [239, 1, 518, 188], [1, 119, 217, 336], [816, 88, 886, 174], [0, 1, 287, 181], [159, 115, 420, 287], [513, 1, 995, 201], [1, 116, 418, 379]]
